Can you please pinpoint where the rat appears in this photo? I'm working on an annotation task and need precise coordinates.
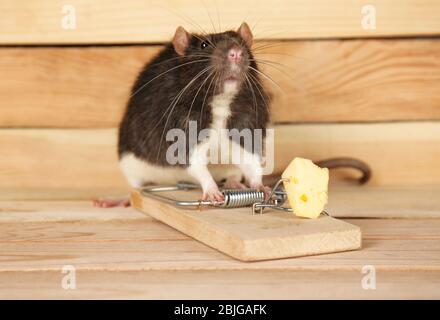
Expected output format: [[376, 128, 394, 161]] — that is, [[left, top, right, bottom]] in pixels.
[[93, 23, 371, 208]]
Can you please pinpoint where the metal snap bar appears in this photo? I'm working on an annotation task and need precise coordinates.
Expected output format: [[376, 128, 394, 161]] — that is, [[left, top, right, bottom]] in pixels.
[[251, 178, 330, 217], [141, 180, 329, 216]]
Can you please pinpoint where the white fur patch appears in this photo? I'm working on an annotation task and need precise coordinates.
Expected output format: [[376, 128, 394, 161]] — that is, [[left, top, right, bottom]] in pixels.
[[209, 81, 237, 130], [119, 152, 240, 187], [119, 153, 194, 187], [184, 81, 243, 190]]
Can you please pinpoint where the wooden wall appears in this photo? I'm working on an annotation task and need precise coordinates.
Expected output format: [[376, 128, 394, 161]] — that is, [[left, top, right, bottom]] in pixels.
[[2, 0, 440, 43], [1, 0, 440, 199]]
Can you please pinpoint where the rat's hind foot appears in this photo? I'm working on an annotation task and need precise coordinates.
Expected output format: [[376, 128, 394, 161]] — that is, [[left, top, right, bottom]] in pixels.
[[249, 182, 272, 201], [222, 175, 246, 189], [93, 198, 131, 208]]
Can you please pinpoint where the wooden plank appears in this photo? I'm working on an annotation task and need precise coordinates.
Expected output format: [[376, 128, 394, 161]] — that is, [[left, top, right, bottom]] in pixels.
[[130, 189, 361, 261], [0, 220, 187, 243], [0, 46, 158, 128], [1, 0, 440, 44], [1, 201, 439, 239], [1, 186, 440, 222], [2, 205, 439, 299], [274, 122, 440, 186], [328, 186, 440, 218], [2, 39, 440, 127], [1, 269, 439, 299], [0, 201, 144, 222], [347, 219, 440, 240], [0, 236, 439, 271], [1, 122, 439, 200], [0, 187, 130, 202], [269, 39, 440, 123], [0, 129, 128, 193], [1, 209, 439, 298]]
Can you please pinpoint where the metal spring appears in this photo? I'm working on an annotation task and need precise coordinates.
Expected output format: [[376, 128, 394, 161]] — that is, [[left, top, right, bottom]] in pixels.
[[221, 189, 265, 208]]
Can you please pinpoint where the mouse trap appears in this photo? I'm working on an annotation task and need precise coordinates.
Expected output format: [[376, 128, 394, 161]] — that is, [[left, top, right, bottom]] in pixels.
[[131, 178, 361, 262]]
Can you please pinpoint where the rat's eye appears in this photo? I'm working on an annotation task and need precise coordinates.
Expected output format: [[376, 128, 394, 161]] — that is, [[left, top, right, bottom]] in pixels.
[[200, 42, 209, 49]]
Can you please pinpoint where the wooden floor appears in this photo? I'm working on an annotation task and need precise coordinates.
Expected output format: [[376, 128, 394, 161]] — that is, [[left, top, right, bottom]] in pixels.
[[1, 186, 439, 299]]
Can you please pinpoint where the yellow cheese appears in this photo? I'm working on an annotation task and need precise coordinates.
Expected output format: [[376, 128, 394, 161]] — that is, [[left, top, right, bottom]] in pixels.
[[281, 157, 329, 219]]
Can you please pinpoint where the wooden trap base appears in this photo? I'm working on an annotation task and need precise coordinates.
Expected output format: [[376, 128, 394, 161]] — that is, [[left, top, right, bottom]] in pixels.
[[131, 189, 361, 261]]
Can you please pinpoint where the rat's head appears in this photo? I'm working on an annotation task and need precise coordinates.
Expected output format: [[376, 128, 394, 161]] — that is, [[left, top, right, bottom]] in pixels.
[[172, 22, 254, 94]]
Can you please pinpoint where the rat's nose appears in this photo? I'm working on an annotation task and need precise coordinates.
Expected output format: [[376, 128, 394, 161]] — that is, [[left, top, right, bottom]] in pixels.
[[228, 48, 242, 63]]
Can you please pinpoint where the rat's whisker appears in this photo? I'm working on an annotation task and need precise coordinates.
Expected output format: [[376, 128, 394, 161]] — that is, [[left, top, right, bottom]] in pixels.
[[146, 54, 213, 69], [251, 40, 287, 50], [156, 66, 215, 158], [251, 15, 265, 32], [151, 65, 213, 133], [245, 74, 259, 124], [251, 58, 292, 72], [250, 59, 298, 83], [247, 71, 271, 112], [251, 58, 312, 97], [249, 66, 284, 93], [202, 0, 217, 34], [131, 59, 210, 97], [253, 30, 289, 39], [169, 7, 211, 40], [251, 43, 284, 52], [184, 69, 216, 134], [158, 65, 214, 129], [199, 70, 218, 126], [254, 52, 315, 63], [215, 0, 221, 32], [153, 67, 212, 155]]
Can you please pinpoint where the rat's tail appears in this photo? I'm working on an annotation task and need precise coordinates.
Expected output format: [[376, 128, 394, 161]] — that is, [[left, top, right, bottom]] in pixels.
[[315, 157, 372, 184]]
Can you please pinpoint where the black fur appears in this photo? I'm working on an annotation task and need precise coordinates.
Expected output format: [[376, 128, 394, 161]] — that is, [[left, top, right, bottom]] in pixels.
[[118, 30, 270, 167]]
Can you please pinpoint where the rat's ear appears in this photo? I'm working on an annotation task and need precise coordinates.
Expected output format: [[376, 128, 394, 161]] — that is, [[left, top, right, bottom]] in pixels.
[[237, 22, 253, 47], [173, 26, 190, 56]]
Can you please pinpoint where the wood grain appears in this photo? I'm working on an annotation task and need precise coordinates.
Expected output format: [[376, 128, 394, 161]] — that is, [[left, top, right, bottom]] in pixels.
[[1, 122, 439, 200], [0, 201, 145, 222], [0, 201, 439, 298], [1, 39, 440, 127], [328, 185, 440, 218], [2, 185, 440, 219], [0, 232, 439, 271], [0, 202, 439, 238], [274, 122, 440, 186], [0, 46, 157, 128], [0, 129, 127, 192], [1, 0, 440, 44], [0, 220, 187, 243], [1, 269, 439, 299]]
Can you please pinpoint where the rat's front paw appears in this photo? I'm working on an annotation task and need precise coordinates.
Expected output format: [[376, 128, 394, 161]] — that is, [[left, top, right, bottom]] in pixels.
[[202, 186, 225, 203]]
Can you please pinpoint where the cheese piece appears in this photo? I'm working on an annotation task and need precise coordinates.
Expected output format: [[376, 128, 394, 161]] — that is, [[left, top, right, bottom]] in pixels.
[[281, 157, 329, 219]]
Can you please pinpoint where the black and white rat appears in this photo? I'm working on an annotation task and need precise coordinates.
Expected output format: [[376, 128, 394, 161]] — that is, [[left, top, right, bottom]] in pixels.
[[118, 22, 270, 203], [94, 23, 371, 207]]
